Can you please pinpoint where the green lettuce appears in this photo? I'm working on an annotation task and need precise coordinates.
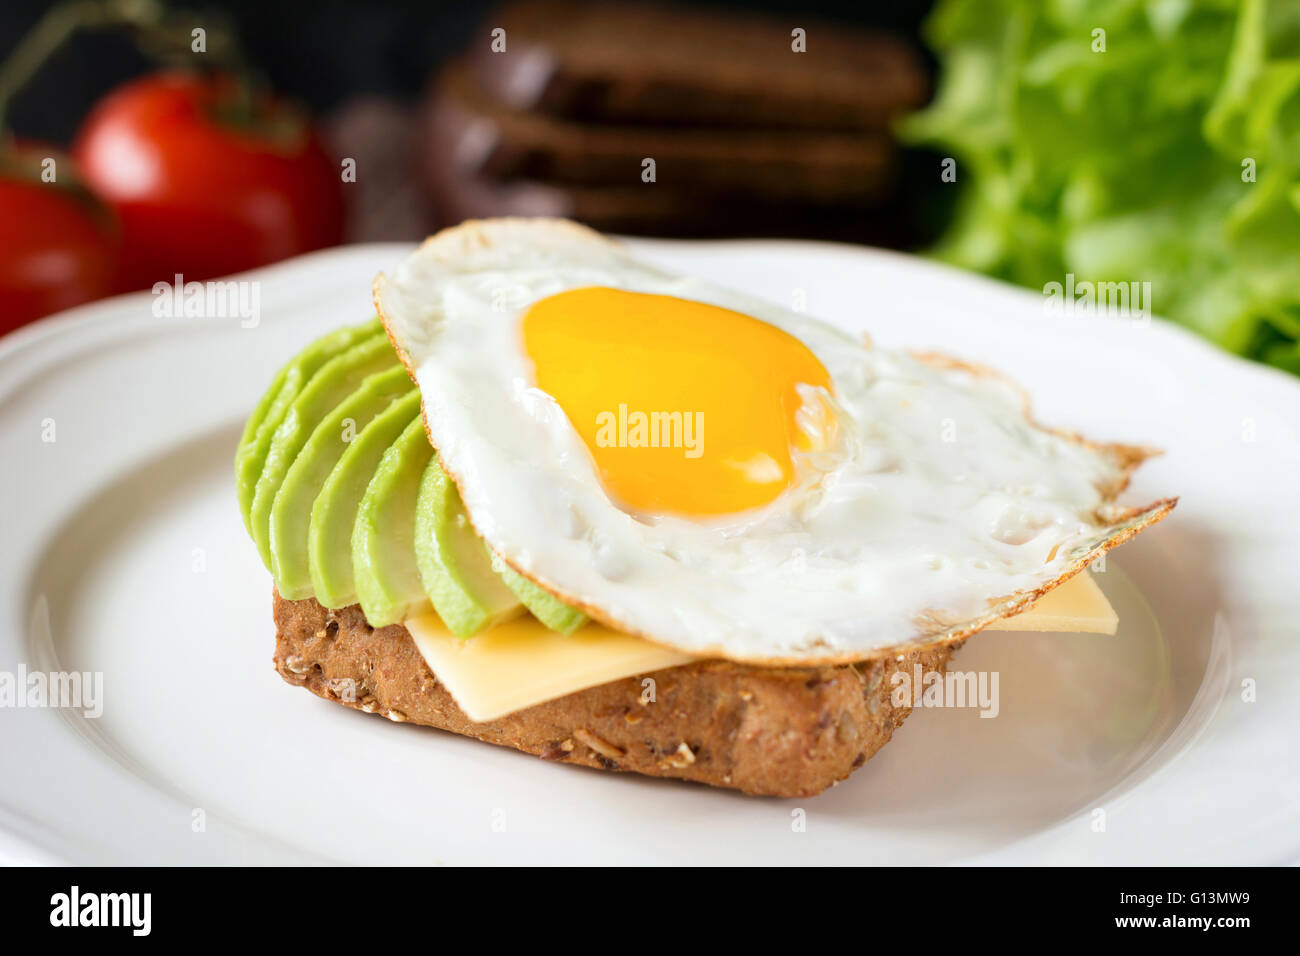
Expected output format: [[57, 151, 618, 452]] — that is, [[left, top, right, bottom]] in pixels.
[[903, 0, 1300, 373]]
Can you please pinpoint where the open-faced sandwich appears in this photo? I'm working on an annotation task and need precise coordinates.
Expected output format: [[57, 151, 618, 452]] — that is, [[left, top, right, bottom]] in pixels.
[[236, 218, 1175, 797]]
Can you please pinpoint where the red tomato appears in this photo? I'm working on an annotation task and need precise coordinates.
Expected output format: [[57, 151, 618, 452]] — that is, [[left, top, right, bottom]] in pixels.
[[0, 161, 117, 335], [73, 72, 345, 291]]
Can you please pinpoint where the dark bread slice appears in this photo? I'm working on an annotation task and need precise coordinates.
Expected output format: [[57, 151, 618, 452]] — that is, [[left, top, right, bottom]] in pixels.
[[419, 72, 915, 243], [472, 0, 928, 130], [418, 136, 918, 243], [273, 591, 957, 797], [428, 62, 896, 203]]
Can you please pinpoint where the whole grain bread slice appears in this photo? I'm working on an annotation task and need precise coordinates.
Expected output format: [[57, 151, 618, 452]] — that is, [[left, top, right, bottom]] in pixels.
[[273, 591, 956, 797], [472, 0, 928, 130], [429, 62, 896, 202]]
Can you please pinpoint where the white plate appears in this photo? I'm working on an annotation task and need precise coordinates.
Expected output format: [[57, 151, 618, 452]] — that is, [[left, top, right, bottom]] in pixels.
[[2, 239, 1297, 865]]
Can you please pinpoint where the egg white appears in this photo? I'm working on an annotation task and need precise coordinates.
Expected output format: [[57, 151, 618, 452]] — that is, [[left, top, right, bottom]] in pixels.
[[375, 219, 1173, 663]]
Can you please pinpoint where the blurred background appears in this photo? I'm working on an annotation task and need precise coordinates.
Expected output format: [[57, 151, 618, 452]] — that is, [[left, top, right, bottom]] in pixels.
[[1, 0, 1297, 375]]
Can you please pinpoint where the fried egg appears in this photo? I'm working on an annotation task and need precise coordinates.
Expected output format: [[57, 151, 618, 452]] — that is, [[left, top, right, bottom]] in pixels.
[[375, 219, 1174, 663]]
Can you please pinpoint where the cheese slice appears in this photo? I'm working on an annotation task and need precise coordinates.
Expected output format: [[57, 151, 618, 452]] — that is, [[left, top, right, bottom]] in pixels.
[[405, 614, 695, 722], [985, 571, 1117, 634], [405, 572, 1115, 722]]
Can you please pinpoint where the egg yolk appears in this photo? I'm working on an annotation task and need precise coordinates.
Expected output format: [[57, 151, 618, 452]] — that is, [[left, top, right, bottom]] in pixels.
[[522, 287, 833, 517]]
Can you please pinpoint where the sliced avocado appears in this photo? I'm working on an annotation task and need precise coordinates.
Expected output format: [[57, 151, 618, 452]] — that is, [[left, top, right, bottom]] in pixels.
[[269, 365, 415, 599], [309, 390, 422, 608], [235, 319, 380, 533], [352, 416, 434, 627], [414, 459, 523, 637], [495, 561, 588, 634], [249, 332, 397, 569]]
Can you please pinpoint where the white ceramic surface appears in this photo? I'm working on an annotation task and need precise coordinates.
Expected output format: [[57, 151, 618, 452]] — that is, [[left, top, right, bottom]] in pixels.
[[0, 239, 1296, 865]]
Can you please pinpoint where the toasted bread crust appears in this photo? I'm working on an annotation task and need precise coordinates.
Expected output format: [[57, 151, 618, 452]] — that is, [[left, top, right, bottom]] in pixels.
[[273, 592, 956, 797]]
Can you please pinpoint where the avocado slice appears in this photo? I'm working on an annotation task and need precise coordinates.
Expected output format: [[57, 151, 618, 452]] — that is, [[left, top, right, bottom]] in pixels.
[[235, 319, 380, 533], [495, 561, 588, 634], [414, 459, 524, 637], [352, 416, 434, 627], [309, 390, 422, 609], [269, 365, 415, 600], [249, 332, 397, 569]]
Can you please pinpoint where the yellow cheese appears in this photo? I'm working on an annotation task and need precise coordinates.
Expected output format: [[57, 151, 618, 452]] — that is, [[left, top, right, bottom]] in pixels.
[[405, 572, 1115, 722], [985, 571, 1117, 634], [405, 613, 695, 722]]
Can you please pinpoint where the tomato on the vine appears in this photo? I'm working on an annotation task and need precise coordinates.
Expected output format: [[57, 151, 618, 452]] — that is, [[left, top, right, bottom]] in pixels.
[[0, 146, 118, 335], [74, 71, 345, 291]]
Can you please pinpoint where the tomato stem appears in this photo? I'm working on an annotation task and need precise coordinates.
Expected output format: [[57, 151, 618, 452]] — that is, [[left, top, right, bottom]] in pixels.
[[0, 0, 246, 135]]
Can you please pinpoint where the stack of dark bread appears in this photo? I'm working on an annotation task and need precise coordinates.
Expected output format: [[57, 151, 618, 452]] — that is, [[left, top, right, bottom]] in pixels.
[[419, 1, 928, 241]]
